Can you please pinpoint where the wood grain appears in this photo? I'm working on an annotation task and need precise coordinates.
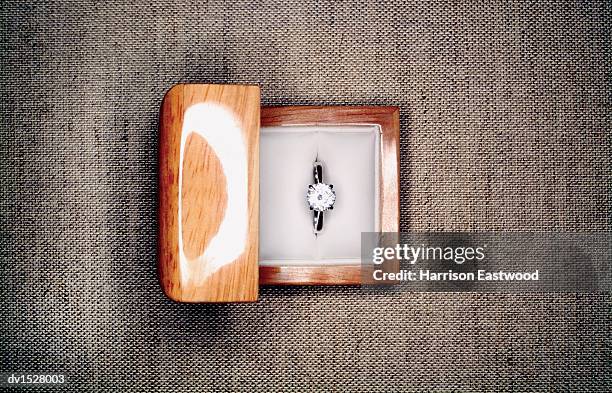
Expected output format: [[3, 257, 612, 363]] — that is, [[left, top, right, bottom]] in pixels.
[[181, 132, 228, 260], [259, 106, 400, 286], [158, 84, 260, 302]]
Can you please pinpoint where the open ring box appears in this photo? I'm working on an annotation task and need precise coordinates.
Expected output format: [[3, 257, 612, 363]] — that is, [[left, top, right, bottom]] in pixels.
[[158, 84, 399, 302]]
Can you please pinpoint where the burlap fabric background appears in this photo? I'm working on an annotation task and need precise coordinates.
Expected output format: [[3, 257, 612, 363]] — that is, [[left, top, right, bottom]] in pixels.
[[1, 1, 610, 391]]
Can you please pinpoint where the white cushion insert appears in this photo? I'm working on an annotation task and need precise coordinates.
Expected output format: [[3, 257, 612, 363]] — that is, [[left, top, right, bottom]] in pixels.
[[259, 125, 379, 266]]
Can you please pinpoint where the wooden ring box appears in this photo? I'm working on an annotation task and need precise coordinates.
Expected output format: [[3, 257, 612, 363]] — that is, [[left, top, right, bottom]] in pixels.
[[158, 84, 399, 302]]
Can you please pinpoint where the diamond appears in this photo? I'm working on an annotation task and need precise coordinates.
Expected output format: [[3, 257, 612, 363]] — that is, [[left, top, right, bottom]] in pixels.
[[307, 183, 336, 211]]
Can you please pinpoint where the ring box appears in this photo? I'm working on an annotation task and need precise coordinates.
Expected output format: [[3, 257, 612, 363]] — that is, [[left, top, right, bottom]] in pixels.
[[158, 84, 399, 303]]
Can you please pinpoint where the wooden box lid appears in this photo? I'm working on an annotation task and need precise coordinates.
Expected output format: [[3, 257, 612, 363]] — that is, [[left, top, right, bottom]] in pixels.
[[158, 84, 260, 303]]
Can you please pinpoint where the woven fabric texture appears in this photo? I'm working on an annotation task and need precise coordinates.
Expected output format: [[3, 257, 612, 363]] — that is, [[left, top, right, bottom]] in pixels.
[[1, 1, 610, 391]]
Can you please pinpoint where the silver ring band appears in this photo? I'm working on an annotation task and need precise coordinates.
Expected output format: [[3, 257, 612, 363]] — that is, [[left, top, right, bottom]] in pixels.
[[307, 161, 336, 234]]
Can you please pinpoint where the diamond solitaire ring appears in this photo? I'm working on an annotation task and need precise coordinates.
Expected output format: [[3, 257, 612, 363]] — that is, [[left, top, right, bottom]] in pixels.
[[307, 161, 336, 234]]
